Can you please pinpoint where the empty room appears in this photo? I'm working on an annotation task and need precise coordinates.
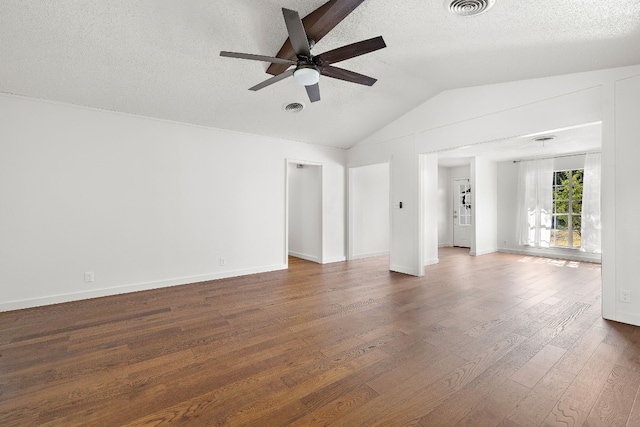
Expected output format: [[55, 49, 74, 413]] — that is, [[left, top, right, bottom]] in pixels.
[[2, 1, 640, 425]]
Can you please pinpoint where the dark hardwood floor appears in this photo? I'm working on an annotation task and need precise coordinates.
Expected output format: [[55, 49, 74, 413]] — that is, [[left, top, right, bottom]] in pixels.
[[1, 248, 636, 426]]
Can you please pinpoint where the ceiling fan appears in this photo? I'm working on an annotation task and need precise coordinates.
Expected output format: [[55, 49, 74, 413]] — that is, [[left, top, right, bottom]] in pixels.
[[220, 7, 386, 103]]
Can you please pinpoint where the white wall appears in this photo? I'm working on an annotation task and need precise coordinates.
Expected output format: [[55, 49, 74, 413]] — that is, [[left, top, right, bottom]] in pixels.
[[5, 63, 640, 328], [496, 161, 520, 253], [470, 157, 498, 256], [422, 154, 439, 265], [437, 166, 452, 246], [450, 165, 471, 181], [496, 155, 599, 262], [359, 68, 609, 149], [348, 64, 640, 326], [349, 162, 389, 260], [389, 136, 423, 276], [0, 94, 346, 311], [288, 164, 322, 263], [607, 74, 640, 325]]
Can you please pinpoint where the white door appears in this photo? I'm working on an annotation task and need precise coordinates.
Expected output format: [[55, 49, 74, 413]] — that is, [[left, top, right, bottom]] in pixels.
[[453, 179, 471, 248]]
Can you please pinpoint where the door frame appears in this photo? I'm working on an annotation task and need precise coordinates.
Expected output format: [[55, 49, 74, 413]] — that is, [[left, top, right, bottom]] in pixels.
[[452, 178, 471, 248], [284, 159, 323, 267]]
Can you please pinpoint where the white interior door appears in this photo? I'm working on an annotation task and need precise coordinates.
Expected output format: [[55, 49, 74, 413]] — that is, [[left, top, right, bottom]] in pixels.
[[453, 179, 471, 248]]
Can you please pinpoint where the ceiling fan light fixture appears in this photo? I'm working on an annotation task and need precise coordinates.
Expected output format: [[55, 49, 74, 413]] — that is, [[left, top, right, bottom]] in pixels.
[[293, 65, 320, 86]]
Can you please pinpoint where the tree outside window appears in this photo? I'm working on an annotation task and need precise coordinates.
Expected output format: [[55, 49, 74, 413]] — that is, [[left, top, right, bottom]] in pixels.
[[551, 169, 583, 248]]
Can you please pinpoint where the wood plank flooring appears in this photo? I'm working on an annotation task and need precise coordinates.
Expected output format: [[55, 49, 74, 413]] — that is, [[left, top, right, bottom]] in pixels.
[[0, 248, 636, 426]]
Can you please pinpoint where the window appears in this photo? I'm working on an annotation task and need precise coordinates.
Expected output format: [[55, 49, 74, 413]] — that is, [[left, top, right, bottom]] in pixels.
[[551, 169, 583, 248]]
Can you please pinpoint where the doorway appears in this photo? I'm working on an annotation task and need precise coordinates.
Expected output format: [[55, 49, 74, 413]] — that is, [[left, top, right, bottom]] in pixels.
[[286, 161, 323, 264], [453, 178, 471, 248]]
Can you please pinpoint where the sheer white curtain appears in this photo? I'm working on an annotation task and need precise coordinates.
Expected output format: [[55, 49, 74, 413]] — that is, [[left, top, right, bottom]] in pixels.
[[581, 153, 601, 253], [516, 159, 554, 247]]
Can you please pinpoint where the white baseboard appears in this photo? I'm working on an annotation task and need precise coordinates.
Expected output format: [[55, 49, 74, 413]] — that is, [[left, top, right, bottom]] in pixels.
[[424, 258, 439, 266], [0, 263, 288, 312], [438, 243, 453, 248], [390, 264, 421, 276], [612, 311, 640, 327], [288, 251, 321, 263], [350, 251, 389, 260], [322, 256, 347, 264], [470, 248, 498, 256], [499, 247, 602, 263]]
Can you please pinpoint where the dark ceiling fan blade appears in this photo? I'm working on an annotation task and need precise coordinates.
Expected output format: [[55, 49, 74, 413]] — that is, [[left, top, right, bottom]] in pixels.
[[305, 83, 321, 103], [321, 65, 377, 86], [249, 69, 294, 91], [317, 36, 386, 64], [282, 8, 310, 58], [220, 51, 296, 65], [267, 0, 365, 75]]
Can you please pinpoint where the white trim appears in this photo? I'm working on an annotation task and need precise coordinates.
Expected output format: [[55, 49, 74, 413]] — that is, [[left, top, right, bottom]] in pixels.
[[498, 247, 601, 263], [601, 81, 616, 320], [424, 258, 439, 266], [452, 177, 472, 248], [319, 165, 324, 264], [389, 155, 395, 272], [0, 264, 287, 312], [288, 251, 321, 263], [439, 243, 453, 248], [322, 256, 347, 264], [351, 251, 389, 260], [347, 166, 354, 261], [417, 153, 425, 277], [284, 159, 290, 268], [390, 264, 419, 275], [613, 311, 640, 327], [470, 248, 498, 256]]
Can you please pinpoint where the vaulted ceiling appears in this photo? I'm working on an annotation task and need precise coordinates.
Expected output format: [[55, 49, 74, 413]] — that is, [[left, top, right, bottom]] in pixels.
[[2, 1, 639, 149], [438, 122, 602, 167]]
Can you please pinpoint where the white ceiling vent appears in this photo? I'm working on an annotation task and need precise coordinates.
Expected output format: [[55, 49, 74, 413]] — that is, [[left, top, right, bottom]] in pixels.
[[283, 102, 305, 113], [445, 0, 495, 16]]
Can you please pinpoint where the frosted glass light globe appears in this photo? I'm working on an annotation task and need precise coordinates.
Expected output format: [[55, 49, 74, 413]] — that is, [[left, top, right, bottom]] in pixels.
[[293, 66, 320, 86]]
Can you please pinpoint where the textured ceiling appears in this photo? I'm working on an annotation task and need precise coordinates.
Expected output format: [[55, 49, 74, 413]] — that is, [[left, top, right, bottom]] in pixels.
[[1, 1, 639, 149]]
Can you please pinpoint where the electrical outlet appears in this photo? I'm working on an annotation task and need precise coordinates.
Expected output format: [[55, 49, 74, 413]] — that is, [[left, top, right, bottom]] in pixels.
[[220, 257, 226, 266], [620, 289, 631, 303], [84, 271, 94, 283]]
